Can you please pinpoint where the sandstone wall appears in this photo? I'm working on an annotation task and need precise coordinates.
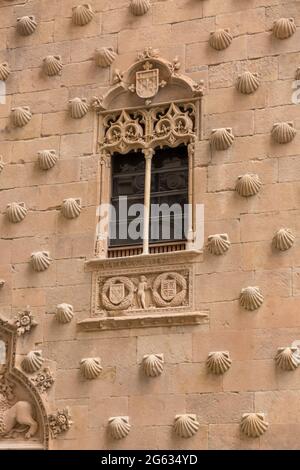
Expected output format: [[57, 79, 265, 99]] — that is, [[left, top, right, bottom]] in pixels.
[[0, 0, 300, 450]]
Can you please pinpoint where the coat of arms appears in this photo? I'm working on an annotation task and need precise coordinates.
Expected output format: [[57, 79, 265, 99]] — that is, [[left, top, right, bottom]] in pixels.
[[109, 283, 125, 305], [161, 279, 177, 301], [136, 67, 159, 99]]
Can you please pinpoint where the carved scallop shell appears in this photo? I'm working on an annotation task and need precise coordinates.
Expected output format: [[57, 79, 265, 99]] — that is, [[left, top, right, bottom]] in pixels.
[[56, 303, 74, 324], [129, 0, 151, 16], [11, 106, 32, 127], [240, 413, 268, 438], [95, 47, 117, 68], [275, 347, 299, 371], [174, 414, 199, 439], [0, 280, 5, 288], [235, 174, 262, 197], [31, 251, 52, 272], [6, 202, 27, 223], [296, 67, 300, 80], [17, 15, 37, 36], [69, 97, 89, 119], [37, 149, 58, 170], [108, 417, 131, 440], [61, 198, 81, 219], [0, 156, 4, 173], [80, 358, 103, 380], [142, 354, 164, 377], [206, 351, 232, 375], [0, 62, 10, 81], [209, 29, 233, 50], [72, 4, 94, 26], [207, 234, 230, 255], [210, 128, 234, 150], [236, 71, 260, 94], [43, 55, 62, 77], [273, 18, 296, 39], [240, 286, 264, 311], [271, 122, 296, 144], [273, 228, 295, 251], [21, 351, 44, 374]]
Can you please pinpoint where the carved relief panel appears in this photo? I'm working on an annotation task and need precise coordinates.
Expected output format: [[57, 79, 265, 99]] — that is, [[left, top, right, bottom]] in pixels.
[[94, 267, 191, 316]]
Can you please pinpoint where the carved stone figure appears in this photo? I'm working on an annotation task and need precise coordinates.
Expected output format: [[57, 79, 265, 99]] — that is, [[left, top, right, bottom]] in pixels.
[[0, 375, 38, 439], [136, 275, 149, 309]]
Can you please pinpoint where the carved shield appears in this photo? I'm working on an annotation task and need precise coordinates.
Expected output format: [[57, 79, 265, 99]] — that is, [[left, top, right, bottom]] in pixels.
[[136, 69, 159, 99], [161, 279, 177, 301], [109, 283, 125, 305]]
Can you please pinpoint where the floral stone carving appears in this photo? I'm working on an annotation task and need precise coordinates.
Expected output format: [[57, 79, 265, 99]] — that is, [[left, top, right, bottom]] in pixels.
[[31, 251, 52, 272], [37, 149, 58, 170], [21, 351, 44, 374], [108, 416, 131, 440], [0, 62, 10, 81], [236, 71, 260, 94], [61, 198, 81, 219], [235, 174, 262, 197], [14, 308, 37, 337], [240, 286, 264, 311], [43, 55, 62, 77], [72, 4, 94, 26], [16, 16, 37, 36], [275, 347, 299, 371], [69, 97, 89, 119], [95, 47, 117, 68], [11, 106, 32, 128], [31, 368, 54, 393], [209, 29, 232, 50], [271, 122, 296, 144], [6, 202, 27, 223], [142, 354, 164, 377], [48, 408, 72, 438], [80, 358, 103, 380], [130, 0, 151, 16], [273, 228, 295, 251], [0, 374, 38, 439], [207, 234, 230, 255], [240, 413, 268, 438], [206, 351, 232, 375], [55, 303, 74, 324], [273, 18, 296, 39], [174, 414, 199, 438], [210, 128, 234, 150]]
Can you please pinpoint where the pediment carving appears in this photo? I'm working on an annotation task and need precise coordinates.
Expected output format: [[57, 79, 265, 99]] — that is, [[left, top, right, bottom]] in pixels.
[[92, 48, 204, 113]]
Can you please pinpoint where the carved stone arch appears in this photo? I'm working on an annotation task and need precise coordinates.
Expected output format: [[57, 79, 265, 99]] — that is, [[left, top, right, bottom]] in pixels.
[[0, 317, 49, 450], [93, 47, 204, 113]]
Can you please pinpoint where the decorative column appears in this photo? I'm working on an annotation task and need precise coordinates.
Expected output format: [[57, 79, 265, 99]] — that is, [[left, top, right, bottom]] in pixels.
[[142, 148, 155, 255], [186, 141, 195, 249]]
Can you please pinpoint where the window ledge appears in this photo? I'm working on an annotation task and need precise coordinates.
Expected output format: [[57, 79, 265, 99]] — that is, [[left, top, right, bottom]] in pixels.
[[85, 249, 203, 271], [78, 311, 208, 332]]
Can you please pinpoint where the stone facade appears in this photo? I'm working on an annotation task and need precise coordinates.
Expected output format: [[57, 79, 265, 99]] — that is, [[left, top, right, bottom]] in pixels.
[[0, 0, 300, 450]]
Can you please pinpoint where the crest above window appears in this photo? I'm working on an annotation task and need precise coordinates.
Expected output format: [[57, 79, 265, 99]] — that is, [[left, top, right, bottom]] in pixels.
[[92, 47, 204, 112]]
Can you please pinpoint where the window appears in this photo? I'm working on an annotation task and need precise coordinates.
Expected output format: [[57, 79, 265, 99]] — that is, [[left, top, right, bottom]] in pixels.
[[109, 145, 188, 250]]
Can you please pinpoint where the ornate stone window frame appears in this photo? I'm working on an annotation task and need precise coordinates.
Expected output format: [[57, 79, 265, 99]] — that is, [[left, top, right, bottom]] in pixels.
[[92, 48, 204, 259], [80, 49, 208, 332]]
